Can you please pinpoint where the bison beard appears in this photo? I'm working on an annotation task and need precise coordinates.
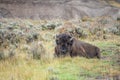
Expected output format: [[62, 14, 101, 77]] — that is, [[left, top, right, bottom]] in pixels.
[[55, 33, 101, 59]]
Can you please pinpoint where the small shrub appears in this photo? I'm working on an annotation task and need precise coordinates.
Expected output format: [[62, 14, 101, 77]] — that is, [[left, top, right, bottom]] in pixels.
[[42, 32, 54, 41], [105, 27, 119, 35], [46, 23, 56, 30], [75, 27, 84, 37], [25, 33, 34, 43], [0, 45, 16, 60], [97, 16, 113, 25], [42, 22, 61, 30], [25, 31, 40, 43], [28, 41, 46, 59]]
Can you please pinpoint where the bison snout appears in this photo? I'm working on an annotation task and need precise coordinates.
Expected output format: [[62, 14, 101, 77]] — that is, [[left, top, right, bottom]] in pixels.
[[60, 47, 67, 53], [61, 49, 67, 53]]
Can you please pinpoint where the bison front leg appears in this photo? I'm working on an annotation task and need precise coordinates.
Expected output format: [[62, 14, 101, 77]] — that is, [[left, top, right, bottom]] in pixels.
[[69, 50, 77, 57], [54, 47, 61, 57]]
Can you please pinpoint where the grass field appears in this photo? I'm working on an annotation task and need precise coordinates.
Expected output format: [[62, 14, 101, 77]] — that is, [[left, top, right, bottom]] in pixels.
[[0, 30, 120, 80], [0, 18, 120, 80]]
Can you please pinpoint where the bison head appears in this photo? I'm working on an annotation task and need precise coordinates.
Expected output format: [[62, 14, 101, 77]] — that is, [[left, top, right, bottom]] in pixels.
[[55, 33, 73, 54]]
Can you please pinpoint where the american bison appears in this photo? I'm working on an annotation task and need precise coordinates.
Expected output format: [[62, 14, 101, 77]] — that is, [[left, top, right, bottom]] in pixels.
[[55, 33, 101, 59]]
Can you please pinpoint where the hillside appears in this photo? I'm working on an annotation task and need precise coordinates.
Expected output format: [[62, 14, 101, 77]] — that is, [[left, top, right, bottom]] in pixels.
[[0, 0, 120, 19]]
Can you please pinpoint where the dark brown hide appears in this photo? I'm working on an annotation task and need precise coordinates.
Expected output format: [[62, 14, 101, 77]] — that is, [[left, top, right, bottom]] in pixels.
[[55, 33, 101, 59], [55, 34, 71, 57], [55, 45, 69, 57], [70, 38, 100, 58]]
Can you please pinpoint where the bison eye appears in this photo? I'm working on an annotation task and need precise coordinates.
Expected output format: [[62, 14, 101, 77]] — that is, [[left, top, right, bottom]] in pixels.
[[68, 36, 71, 39], [67, 42, 70, 45]]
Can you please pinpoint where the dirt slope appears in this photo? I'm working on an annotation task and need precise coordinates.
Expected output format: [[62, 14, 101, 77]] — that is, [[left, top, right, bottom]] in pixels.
[[0, 0, 120, 19]]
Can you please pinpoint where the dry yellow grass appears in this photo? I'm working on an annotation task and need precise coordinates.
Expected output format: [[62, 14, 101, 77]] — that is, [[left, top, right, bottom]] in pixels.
[[0, 56, 120, 80], [0, 19, 120, 80]]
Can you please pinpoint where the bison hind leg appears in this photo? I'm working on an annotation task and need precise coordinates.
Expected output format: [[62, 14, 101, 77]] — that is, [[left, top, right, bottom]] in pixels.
[[96, 47, 101, 59], [97, 53, 101, 59]]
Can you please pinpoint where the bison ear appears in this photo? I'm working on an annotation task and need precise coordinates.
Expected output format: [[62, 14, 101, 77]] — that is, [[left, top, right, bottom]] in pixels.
[[55, 34, 59, 38], [69, 37, 74, 45], [55, 35, 59, 45], [56, 39, 59, 45]]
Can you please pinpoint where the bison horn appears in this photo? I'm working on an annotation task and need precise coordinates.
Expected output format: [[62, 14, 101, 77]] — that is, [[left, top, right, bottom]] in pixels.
[[70, 37, 74, 41]]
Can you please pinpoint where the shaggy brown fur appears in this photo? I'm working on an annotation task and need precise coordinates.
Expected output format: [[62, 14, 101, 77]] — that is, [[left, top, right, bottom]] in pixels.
[[55, 33, 101, 59]]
